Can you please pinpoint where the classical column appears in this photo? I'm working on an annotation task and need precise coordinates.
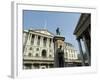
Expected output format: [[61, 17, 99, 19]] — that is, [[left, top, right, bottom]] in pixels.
[[47, 38, 49, 48], [26, 33, 32, 45], [51, 39, 54, 57], [83, 35, 90, 66], [30, 34, 32, 44], [69, 49, 71, 59], [40, 36, 43, 47], [67, 49, 69, 60], [47, 38, 50, 57], [77, 38, 85, 66], [23, 33, 32, 56], [29, 33, 32, 42], [23, 33, 28, 52], [34, 35, 38, 46]]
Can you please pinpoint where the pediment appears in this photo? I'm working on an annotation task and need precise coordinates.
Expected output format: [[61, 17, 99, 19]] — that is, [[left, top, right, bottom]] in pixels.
[[34, 29, 54, 36]]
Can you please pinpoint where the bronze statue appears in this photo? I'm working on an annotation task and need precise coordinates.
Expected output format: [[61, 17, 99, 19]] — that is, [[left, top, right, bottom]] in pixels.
[[56, 27, 60, 35], [56, 45, 65, 67]]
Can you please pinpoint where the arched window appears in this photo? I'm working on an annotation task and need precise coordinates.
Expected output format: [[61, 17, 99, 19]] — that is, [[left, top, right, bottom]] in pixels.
[[28, 53, 32, 56], [42, 49, 47, 57], [29, 47, 32, 50], [49, 54, 52, 57], [36, 53, 39, 57], [36, 48, 39, 51]]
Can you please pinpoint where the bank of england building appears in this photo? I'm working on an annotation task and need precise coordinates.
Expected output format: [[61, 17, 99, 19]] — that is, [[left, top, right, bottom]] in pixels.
[[23, 28, 78, 69]]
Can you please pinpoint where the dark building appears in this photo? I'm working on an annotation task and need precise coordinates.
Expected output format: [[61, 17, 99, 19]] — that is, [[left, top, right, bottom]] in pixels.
[[73, 13, 91, 66]]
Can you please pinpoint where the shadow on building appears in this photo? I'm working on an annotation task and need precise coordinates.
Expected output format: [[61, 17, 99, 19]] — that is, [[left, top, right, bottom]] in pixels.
[[73, 13, 91, 66]]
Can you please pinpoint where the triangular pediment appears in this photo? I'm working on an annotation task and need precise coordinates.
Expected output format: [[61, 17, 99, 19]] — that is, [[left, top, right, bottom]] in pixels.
[[34, 29, 54, 36]]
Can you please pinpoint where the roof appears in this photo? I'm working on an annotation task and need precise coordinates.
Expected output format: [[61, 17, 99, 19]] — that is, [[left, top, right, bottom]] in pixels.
[[31, 28, 55, 36], [73, 13, 91, 37]]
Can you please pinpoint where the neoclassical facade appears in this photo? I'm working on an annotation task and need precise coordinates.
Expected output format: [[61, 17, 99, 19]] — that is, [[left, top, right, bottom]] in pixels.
[[23, 29, 78, 69]]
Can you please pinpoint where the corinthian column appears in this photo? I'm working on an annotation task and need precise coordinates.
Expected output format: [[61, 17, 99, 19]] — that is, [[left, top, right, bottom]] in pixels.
[[34, 35, 38, 46], [40, 36, 43, 47]]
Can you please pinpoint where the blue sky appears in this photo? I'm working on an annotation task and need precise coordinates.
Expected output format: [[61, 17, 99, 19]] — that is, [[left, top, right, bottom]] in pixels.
[[23, 10, 81, 51]]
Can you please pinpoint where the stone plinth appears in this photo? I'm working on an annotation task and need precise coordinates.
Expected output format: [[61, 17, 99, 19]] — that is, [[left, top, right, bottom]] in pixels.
[[53, 35, 65, 67]]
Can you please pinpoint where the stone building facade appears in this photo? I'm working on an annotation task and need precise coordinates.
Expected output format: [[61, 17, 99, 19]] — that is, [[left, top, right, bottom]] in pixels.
[[73, 13, 91, 66], [23, 29, 78, 69]]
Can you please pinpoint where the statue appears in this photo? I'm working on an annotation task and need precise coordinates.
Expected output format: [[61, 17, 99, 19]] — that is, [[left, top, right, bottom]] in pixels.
[[56, 45, 65, 67], [56, 27, 60, 35]]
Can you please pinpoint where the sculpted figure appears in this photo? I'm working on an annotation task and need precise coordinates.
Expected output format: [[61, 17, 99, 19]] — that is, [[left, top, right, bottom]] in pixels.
[[56, 45, 65, 67], [56, 27, 60, 35]]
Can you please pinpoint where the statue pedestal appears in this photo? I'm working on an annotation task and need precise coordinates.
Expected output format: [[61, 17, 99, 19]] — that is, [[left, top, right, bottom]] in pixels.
[[53, 35, 65, 67]]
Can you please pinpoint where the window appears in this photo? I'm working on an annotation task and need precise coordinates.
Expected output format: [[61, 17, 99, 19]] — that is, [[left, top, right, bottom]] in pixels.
[[36, 48, 39, 51], [36, 53, 39, 57], [49, 54, 52, 57], [28, 53, 32, 56], [42, 49, 47, 57], [29, 47, 32, 50], [49, 49, 52, 52]]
